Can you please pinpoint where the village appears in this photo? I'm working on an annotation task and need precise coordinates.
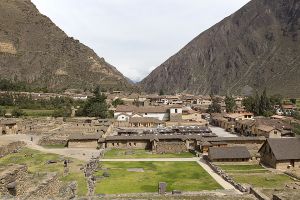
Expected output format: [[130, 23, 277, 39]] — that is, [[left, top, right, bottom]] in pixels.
[[0, 90, 300, 199]]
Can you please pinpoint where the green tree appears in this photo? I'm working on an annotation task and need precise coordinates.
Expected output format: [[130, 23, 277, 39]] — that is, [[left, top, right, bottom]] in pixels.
[[159, 89, 164, 96], [290, 98, 297, 104], [259, 89, 273, 116], [11, 107, 26, 118], [243, 89, 275, 116], [207, 98, 221, 113], [225, 95, 236, 113], [270, 94, 283, 106], [291, 111, 300, 120], [112, 98, 124, 108], [52, 107, 72, 118], [77, 86, 109, 118], [253, 92, 260, 115], [0, 107, 6, 117], [242, 96, 254, 113]]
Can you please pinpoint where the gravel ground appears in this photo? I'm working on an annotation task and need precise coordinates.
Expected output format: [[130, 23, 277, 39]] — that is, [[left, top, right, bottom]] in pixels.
[[209, 126, 238, 137]]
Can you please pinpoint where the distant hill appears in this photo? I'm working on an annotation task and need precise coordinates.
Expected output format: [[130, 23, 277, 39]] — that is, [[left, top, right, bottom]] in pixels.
[[140, 0, 300, 97], [0, 0, 134, 91]]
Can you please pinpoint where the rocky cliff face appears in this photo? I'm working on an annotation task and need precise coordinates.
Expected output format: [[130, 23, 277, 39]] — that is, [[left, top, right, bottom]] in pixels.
[[140, 0, 300, 97], [0, 0, 133, 91]]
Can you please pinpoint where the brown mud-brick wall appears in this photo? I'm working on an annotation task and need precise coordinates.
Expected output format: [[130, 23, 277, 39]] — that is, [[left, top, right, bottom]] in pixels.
[[170, 113, 182, 122], [156, 142, 187, 154]]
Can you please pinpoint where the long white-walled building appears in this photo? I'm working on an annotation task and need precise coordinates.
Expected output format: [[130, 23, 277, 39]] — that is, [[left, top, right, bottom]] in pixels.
[[114, 105, 182, 121]]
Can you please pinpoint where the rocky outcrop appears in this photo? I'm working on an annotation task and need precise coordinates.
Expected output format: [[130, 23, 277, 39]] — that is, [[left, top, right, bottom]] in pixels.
[[140, 0, 300, 97], [0, 0, 134, 91], [0, 165, 29, 197], [0, 164, 76, 199]]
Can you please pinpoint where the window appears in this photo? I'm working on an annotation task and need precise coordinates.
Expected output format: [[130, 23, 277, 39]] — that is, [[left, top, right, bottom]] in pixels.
[[112, 143, 115, 146], [175, 109, 178, 113], [274, 131, 277, 135], [145, 113, 148, 115], [129, 143, 132, 146], [134, 143, 136, 146]]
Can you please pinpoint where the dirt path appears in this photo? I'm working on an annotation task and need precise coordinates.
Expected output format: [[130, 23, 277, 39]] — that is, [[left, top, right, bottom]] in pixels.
[[100, 158, 199, 162], [197, 158, 241, 193]]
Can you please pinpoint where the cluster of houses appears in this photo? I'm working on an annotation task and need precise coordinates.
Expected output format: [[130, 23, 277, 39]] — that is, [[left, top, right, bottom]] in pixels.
[[211, 113, 294, 138], [113, 105, 208, 128]]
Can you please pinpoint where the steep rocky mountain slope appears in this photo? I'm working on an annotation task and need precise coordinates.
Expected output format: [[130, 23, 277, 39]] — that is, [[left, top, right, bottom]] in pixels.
[[140, 0, 300, 97], [0, 0, 133, 91]]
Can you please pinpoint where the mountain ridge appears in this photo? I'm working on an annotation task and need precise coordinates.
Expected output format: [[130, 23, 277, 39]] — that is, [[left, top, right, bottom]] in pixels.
[[140, 0, 300, 97], [0, 0, 134, 91]]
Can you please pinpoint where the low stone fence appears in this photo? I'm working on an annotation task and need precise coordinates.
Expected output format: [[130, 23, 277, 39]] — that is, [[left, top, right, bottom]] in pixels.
[[203, 156, 248, 193], [38, 135, 68, 146], [284, 171, 300, 180], [0, 141, 26, 158], [249, 187, 270, 200]]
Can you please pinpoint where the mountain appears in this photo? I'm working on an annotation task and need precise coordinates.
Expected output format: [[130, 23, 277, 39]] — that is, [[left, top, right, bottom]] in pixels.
[[0, 0, 133, 91], [140, 0, 300, 97]]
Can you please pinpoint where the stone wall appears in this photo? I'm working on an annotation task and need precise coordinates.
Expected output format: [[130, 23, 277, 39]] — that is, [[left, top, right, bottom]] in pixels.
[[155, 142, 187, 154], [106, 140, 151, 150], [25, 173, 64, 199], [0, 165, 29, 197], [68, 140, 98, 148], [38, 135, 68, 146], [0, 141, 26, 158], [203, 156, 248, 193], [249, 187, 270, 200]]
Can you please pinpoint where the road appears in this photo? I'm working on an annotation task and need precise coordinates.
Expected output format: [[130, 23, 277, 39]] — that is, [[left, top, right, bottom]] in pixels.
[[209, 126, 238, 137]]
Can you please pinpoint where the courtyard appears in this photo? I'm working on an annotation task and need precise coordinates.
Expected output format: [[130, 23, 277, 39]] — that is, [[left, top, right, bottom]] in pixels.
[[94, 161, 222, 194]]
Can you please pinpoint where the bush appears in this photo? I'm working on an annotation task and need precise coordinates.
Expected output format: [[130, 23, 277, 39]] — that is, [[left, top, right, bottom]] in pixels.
[[11, 107, 26, 118], [0, 107, 6, 117], [52, 107, 72, 118]]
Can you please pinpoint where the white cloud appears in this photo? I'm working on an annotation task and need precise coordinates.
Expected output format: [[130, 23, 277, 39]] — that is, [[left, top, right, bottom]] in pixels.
[[32, 0, 250, 82]]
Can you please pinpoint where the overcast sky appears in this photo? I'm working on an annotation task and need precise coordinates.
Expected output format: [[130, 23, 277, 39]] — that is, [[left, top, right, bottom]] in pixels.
[[32, 0, 250, 82]]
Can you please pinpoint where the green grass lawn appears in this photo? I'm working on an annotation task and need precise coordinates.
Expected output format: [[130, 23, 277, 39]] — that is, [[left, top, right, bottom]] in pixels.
[[296, 100, 300, 109], [41, 144, 66, 149], [231, 173, 293, 188], [4, 107, 54, 117], [22, 109, 54, 117], [0, 148, 87, 196], [217, 164, 268, 173], [217, 164, 295, 188], [103, 149, 195, 159], [94, 161, 221, 194]]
